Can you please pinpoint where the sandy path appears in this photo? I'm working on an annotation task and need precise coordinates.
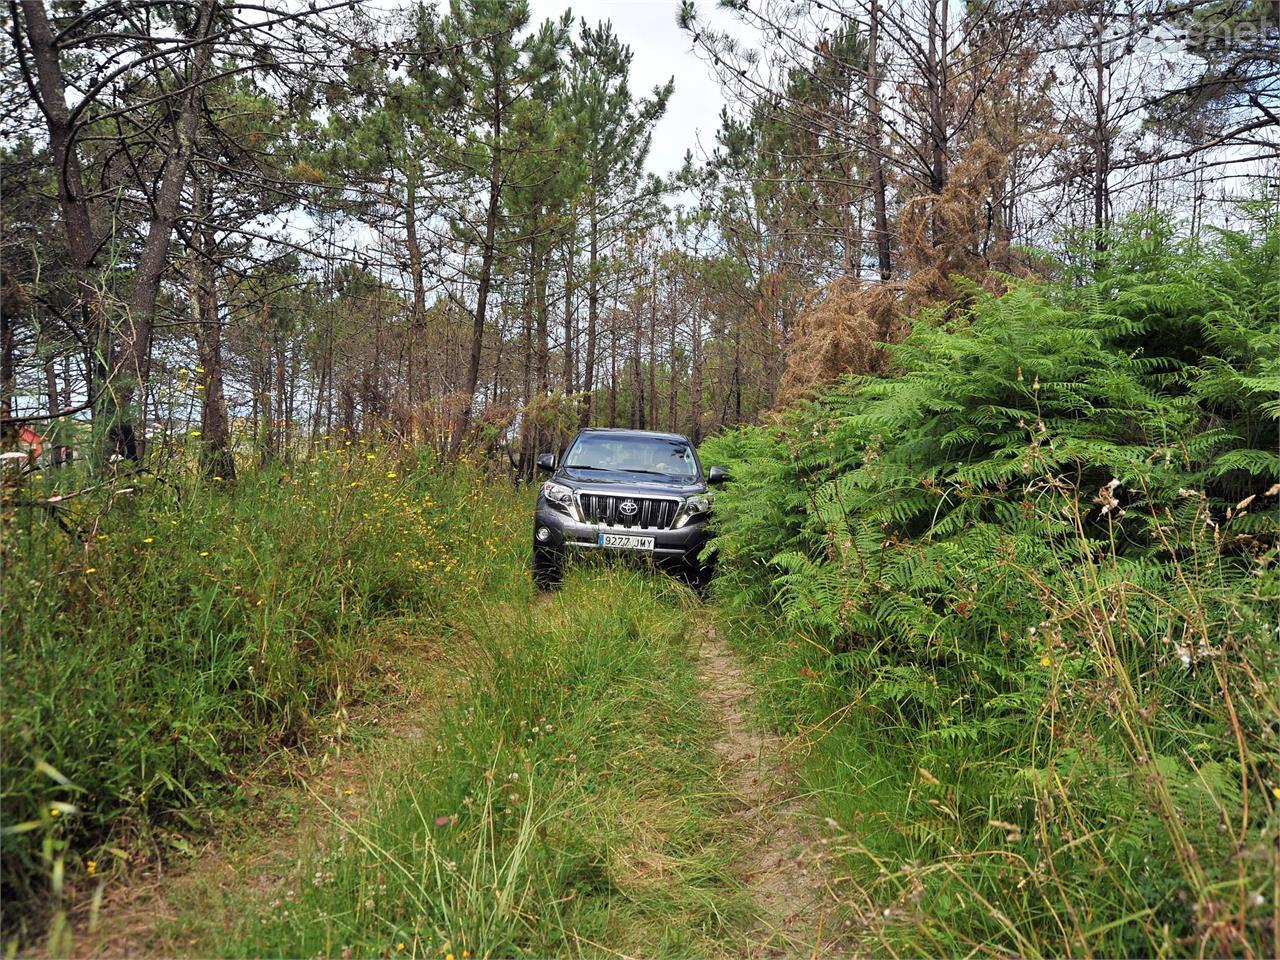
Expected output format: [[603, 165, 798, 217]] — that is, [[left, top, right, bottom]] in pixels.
[[694, 623, 854, 958]]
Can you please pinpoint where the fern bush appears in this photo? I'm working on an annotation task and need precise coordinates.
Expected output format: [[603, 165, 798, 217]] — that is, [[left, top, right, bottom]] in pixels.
[[703, 211, 1279, 956]]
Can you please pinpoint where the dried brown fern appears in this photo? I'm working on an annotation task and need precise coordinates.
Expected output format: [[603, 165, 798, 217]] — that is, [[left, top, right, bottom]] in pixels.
[[898, 139, 1011, 311], [778, 140, 1027, 406], [777, 279, 903, 406]]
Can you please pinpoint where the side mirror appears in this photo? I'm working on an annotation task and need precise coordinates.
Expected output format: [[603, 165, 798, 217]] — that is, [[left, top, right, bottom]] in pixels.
[[536, 452, 556, 472], [707, 465, 731, 485]]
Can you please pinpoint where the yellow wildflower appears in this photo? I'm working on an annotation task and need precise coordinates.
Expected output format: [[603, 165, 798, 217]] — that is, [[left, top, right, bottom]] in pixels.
[[49, 808, 60, 818], [199, 551, 210, 557], [86, 860, 96, 875], [396, 944, 406, 953], [84, 567, 97, 574], [1040, 656, 1052, 667], [142, 537, 154, 544]]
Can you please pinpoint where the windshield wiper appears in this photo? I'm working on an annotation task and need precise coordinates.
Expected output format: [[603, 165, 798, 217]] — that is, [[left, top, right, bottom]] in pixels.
[[567, 465, 686, 479]]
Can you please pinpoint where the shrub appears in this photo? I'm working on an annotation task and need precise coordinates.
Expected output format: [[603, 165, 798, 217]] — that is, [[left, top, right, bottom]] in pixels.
[[703, 212, 1280, 956]]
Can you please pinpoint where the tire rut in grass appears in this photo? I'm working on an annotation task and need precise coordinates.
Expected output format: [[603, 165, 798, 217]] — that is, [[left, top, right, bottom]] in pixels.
[[66, 657, 449, 959], [694, 623, 853, 958]]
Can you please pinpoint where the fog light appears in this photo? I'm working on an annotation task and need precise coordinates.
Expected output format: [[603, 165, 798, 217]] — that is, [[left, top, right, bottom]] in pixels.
[[536, 526, 551, 542]]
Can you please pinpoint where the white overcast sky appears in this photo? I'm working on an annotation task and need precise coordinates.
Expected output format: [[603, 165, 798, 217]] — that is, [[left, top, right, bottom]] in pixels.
[[526, 0, 733, 176]]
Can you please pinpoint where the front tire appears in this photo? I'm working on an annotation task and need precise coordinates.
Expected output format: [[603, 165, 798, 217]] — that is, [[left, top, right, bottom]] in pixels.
[[687, 550, 716, 599], [532, 546, 564, 590]]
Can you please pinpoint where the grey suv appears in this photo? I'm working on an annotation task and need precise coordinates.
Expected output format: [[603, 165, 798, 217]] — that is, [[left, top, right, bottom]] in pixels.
[[532, 428, 729, 589]]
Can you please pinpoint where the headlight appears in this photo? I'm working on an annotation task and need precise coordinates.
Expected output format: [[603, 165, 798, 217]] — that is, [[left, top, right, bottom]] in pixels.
[[542, 481, 575, 515], [675, 493, 713, 528]]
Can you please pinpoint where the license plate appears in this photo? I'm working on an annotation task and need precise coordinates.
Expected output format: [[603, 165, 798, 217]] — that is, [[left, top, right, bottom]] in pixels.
[[598, 533, 655, 551]]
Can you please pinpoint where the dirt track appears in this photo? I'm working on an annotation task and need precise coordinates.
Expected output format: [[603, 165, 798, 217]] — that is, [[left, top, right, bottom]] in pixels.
[[694, 623, 853, 958]]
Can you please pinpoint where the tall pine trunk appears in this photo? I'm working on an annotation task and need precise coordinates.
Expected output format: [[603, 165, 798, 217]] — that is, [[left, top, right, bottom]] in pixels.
[[562, 225, 575, 393], [453, 78, 503, 455], [1091, 7, 1110, 252], [275, 335, 287, 460], [519, 259, 534, 478], [608, 290, 618, 427], [579, 201, 600, 427], [405, 174, 428, 431], [667, 275, 677, 432], [18, 0, 109, 455], [867, 0, 892, 284], [534, 215, 549, 397], [117, 0, 219, 456], [648, 263, 657, 430], [690, 300, 703, 444], [190, 176, 235, 480], [631, 287, 644, 429]]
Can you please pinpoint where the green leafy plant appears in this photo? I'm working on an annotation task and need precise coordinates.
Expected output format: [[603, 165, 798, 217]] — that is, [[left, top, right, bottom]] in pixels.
[[704, 211, 1280, 957]]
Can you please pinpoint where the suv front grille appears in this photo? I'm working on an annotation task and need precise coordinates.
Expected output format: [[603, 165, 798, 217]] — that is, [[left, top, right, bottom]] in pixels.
[[578, 493, 680, 530]]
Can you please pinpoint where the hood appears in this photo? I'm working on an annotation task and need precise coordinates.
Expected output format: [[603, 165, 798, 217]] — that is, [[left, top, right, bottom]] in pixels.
[[556, 470, 705, 496]]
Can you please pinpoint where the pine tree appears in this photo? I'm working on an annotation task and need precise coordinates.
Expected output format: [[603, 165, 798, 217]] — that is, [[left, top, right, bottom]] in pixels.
[[430, 0, 568, 453], [566, 20, 671, 427]]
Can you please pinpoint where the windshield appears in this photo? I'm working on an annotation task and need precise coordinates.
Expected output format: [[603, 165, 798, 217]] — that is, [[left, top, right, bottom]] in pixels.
[[563, 434, 700, 482]]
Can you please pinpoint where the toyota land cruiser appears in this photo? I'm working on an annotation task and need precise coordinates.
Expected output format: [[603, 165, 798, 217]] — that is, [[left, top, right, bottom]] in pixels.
[[531, 428, 729, 590]]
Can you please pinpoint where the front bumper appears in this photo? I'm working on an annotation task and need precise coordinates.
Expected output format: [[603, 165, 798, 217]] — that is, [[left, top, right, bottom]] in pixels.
[[534, 501, 711, 566]]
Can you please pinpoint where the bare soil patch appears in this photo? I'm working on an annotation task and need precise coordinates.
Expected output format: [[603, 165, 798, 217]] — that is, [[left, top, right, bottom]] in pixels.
[[693, 623, 855, 958]]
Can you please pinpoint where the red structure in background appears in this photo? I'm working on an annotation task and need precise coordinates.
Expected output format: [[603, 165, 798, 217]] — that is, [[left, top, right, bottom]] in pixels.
[[16, 425, 45, 457]]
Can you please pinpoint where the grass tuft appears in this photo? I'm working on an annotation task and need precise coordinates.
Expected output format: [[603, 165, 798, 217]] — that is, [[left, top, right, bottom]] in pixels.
[[1, 446, 519, 947], [214, 568, 744, 959]]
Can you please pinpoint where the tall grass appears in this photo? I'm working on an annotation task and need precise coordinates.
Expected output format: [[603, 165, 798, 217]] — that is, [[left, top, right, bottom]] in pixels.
[[214, 569, 742, 959], [0, 445, 517, 946]]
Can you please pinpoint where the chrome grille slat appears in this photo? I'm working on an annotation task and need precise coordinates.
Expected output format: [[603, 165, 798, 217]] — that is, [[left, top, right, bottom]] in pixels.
[[577, 493, 681, 530]]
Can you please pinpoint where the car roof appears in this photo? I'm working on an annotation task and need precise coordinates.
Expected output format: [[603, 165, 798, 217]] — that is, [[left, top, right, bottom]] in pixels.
[[575, 428, 692, 443]]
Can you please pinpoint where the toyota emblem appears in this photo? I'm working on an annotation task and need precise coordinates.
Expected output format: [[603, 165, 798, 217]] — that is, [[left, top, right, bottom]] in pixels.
[[619, 499, 639, 516]]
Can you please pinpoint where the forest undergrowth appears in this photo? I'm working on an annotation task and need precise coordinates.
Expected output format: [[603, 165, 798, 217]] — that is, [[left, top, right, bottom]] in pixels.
[[3, 454, 751, 958], [0, 448, 518, 950], [702, 214, 1280, 958], [4, 213, 1278, 959], [211, 569, 743, 959]]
